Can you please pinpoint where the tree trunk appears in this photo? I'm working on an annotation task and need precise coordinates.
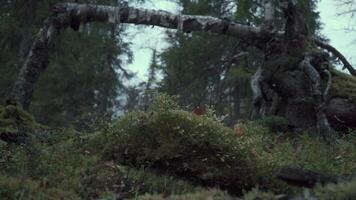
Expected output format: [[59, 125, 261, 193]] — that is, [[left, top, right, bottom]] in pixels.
[[8, 18, 57, 110], [7, 2, 356, 132]]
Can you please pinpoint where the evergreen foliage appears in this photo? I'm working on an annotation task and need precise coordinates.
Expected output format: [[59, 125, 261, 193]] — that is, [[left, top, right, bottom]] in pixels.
[[0, 0, 133, 130]]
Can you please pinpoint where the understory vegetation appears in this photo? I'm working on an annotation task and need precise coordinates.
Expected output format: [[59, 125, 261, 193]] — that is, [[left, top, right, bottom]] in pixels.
[[0, 95, 355, 200]]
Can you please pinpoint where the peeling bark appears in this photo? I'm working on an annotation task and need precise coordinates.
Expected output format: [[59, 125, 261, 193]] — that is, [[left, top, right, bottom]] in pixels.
[[50, 3, 267, 41]]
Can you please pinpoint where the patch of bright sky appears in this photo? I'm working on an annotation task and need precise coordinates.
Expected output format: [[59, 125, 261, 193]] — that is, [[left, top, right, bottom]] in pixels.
[[126, 0, 356, 83], [125, 0, 179, 83], [318, 0, 355, 71]]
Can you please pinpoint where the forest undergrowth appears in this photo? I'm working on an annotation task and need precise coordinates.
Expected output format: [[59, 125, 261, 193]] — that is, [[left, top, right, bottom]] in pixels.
[[0, 94, 355, 200]]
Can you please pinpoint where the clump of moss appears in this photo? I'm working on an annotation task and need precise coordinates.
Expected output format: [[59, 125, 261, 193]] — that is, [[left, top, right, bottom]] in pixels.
[[329, 69, 356, 103], [0, 105, 42, 143], [104, 110, 255, 192], [0, 174, 79, 200], [96, 105, 281, 194], [0, 105, 37, 130]]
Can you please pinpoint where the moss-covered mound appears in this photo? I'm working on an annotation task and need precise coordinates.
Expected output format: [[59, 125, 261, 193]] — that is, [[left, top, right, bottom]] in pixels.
[[330, 70, 356, 103], [0, 105, 41, 143], [92, 109, 281, 195], [1, 95, 355, 199]]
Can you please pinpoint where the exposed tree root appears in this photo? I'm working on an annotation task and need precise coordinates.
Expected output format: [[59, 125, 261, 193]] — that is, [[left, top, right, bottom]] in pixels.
[[298, 56, 334, 138]]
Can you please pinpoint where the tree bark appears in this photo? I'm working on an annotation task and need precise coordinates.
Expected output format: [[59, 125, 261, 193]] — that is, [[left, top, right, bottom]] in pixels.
[[7, 2, 356, 132], [8, 18, 57, 110]]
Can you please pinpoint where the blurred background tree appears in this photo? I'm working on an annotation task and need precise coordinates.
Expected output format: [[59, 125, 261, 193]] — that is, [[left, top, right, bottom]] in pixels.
[[0, 0, 133, 130]]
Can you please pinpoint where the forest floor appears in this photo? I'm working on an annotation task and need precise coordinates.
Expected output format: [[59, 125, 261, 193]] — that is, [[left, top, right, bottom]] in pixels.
[[0, 95, 355, 200]]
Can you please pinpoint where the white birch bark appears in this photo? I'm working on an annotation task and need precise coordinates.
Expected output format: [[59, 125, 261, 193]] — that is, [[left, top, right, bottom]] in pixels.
[[51, 3, 267, 41]]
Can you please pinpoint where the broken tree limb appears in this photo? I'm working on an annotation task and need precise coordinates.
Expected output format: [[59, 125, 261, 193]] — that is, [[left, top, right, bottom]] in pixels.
[[314, 38, 356, 76]]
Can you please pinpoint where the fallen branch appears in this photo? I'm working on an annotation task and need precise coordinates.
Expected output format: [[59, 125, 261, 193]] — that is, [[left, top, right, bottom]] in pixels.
[[50, 3, 267, 41], [7, 3, 270, 109]]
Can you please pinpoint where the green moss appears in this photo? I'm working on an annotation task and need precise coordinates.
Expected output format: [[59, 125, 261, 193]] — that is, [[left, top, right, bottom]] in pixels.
[[0, 105, 43, 143], [0, 105, 36, 129], [148, 93, 181, 113], [96, 109, 282, 195], [134, 190, 232, 200], [0, 174, 79, 200], [242, 121, 356, 177], [242, 187, 281, 200], [1, 128, 199, 199], [79, 163, 200, 199], [0, 94, 355, 199], [330, 69, 356, 103], [313, 179, 356, 200]]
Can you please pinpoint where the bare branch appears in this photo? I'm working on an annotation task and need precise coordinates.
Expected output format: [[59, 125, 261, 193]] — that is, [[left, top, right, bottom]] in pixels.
[[314, 38, 356, 76]]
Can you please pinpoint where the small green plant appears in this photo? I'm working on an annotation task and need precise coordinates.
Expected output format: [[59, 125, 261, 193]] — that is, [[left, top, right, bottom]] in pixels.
[[148, 93, 180, 113]]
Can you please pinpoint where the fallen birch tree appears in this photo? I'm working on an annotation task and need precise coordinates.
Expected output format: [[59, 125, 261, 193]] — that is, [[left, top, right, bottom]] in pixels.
[[7, 0, 356, 134]]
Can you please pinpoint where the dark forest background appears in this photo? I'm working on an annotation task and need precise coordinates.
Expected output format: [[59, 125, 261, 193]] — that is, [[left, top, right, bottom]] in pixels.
[[0, 0, 329, 130]]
